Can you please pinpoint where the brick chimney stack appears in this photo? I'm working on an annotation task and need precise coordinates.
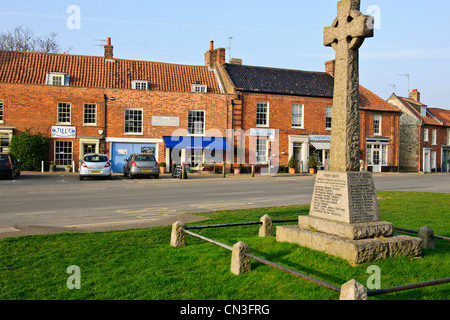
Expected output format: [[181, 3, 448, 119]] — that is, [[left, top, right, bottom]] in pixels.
[[325, 60, 335, 77], [104, 37, 114, 60], [409, 89, 421, 102], [205, 41, 226, 68]]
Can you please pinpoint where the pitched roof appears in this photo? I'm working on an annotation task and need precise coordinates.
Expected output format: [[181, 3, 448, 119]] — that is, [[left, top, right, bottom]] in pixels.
[[429, 108, 450, 126], [0, 50, 222, 93], [223, 63, 400, 113], [359, 85, 400, 113], [223, 63, 335, 98], [396, 96, 443, 126]]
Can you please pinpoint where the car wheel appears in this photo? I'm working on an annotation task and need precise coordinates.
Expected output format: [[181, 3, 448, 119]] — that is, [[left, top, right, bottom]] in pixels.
[[9, 171, 14, 180], [128, 171, 134, 179], [79, 175, 84, 180]]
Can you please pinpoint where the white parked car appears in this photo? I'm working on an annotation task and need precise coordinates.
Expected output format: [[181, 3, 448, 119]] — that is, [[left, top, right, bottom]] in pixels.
[[79, 154, 112, 180]]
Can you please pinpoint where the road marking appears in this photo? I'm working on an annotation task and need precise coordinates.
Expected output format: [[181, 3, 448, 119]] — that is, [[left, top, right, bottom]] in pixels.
[[64, 219, 158, 228], [0, 227, 20, 233], [15, 211, 58, 216]]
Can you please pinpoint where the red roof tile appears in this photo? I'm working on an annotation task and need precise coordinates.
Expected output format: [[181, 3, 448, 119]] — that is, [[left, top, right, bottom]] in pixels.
[[359, 85, 400, 112], [429, 108, 450, 126], [0, 50, 222, 93], [397, 96, 443, 126]]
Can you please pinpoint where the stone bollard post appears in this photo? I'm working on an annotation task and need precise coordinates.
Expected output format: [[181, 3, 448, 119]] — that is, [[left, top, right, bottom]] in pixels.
[[259, 214, 273, 237], [340, 279, 368, 300], [170, 221, 186, 248], [231, 241, 251, 275], [418, 226, 435, 249]]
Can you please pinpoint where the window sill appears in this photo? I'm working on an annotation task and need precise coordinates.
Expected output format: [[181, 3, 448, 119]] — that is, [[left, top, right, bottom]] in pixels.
[[124, 132, 144, 136], [291, 127, 305, 130], [56, 123, 72, 126], [83, 124, 98, 127]]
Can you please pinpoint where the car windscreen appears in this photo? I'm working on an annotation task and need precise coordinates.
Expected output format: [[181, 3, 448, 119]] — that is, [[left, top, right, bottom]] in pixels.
[[84, 156, 108, 162], [135, 155, 156, 161], [0, 154, 9, 161]]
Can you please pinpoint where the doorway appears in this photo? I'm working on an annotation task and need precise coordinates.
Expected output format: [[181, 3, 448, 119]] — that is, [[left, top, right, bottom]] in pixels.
[[372, 145, 382, 173], [293, 142, 302, 173]]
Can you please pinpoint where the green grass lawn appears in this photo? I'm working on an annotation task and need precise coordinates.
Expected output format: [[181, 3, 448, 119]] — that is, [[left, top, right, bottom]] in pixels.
[[0, 191, 448, 300]]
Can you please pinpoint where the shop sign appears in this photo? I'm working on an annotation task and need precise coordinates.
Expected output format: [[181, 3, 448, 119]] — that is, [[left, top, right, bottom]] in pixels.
[[52, 126, 76, 138]]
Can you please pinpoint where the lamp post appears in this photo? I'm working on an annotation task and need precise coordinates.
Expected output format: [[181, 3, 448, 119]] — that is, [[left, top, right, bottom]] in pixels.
[[103, 94, 115, 153]]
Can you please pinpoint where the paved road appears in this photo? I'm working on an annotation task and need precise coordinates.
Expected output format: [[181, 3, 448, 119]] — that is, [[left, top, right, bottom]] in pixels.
[[0, 172, 448, 238]]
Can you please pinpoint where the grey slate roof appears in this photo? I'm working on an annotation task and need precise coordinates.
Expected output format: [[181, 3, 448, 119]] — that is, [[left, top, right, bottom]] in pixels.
[[224, 63, 335, 97]]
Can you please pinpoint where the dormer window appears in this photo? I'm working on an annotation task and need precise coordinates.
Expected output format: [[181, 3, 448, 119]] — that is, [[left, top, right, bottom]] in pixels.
[[421, 106, 427, 117], [132, 80, 149, 90], [192, 84, 207, 93], [46, 72, 69, 86]]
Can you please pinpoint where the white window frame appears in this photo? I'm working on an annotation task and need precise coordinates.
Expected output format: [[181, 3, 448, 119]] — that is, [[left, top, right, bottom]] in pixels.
[[54, 141, 73, 166], [292, 104, 304, 129], [124, 108, 143, 135], [57, 102, 71, 125], [0, 100, 3, 123], [326, 106, 333, 130], [132, 80, 149, 90], [374, 114, 382, 136], [188, 110, 205, 136], [192, 84, 208, 93], [447, 129, 450, 146], [83, 104, 97, 126], [421, 107, 427, 117], [424, 129, 429, 142], [432, 129, 437, 145], [256, 102, 269, 127], [47, 72, 69, 86], [256, 138, 269, 164]]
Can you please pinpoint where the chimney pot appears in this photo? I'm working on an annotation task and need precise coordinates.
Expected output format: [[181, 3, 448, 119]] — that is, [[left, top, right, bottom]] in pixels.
[[104, 37, 114, 60], [210, 41, 214, 50], [409, 89, 420, 102]]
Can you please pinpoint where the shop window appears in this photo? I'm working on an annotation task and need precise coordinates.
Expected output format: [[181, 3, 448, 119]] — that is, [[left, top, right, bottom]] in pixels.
[[55, 141, 73, 166], [256, 138, 268, 164]]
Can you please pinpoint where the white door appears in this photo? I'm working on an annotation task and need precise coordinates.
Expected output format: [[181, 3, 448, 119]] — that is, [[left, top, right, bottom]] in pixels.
[[372, 145, 382, 173], [423, 149, 431, 173]]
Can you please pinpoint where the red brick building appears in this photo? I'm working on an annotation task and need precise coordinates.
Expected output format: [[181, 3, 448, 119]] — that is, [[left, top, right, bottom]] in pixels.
[[209, 47, 401, 172], [387, 90, 449, 172], [0, 39, 233, 172]]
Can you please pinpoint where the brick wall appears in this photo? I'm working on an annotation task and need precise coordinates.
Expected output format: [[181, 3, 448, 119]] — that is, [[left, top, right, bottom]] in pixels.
[[0, 83, 232, 164]]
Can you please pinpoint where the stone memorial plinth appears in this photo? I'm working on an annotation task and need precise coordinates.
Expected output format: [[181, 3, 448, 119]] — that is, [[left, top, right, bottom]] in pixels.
[[277, 0, 422, 265], [277, 171, 422, 265]]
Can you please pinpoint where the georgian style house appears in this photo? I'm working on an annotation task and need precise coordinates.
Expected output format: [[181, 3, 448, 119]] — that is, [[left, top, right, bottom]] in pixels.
[[206, 42, 401, 172], [0, 38, 233, 172], [387, 90, 449, 172]]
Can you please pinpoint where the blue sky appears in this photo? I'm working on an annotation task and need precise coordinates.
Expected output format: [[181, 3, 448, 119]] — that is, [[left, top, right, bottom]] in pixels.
[[1, 0, 450, 109]]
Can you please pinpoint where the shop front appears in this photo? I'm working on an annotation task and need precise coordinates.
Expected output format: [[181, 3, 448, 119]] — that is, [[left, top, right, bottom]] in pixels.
[[309, 135, 331, 171], [107, 138, 162, 173], [163, 136, 230, 171], [366, 137, 390, 173]]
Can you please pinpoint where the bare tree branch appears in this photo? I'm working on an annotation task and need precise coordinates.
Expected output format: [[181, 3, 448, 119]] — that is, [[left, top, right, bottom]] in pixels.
[[0, 26, 71, 54]]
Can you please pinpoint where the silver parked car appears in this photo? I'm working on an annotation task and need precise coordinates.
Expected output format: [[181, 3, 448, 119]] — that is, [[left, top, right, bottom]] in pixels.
[[123, 153, 160, 179], [80, 154, 112, 180]]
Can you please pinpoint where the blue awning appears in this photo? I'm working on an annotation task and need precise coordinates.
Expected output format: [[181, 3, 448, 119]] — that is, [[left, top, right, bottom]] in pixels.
[[163, 136, 230, 150]]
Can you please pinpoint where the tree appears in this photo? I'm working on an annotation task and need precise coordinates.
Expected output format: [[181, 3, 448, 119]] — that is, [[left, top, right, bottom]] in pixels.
[[0, 25, 71, 53], [9, 133, 50, 171]]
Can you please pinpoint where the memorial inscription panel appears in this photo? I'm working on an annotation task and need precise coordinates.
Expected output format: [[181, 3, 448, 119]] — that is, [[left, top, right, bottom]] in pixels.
[[310, 171, 380, 224]]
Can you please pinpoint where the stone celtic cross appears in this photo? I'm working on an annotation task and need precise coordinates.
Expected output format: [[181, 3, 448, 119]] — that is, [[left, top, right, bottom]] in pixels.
[[324, 0, 374, 172]]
